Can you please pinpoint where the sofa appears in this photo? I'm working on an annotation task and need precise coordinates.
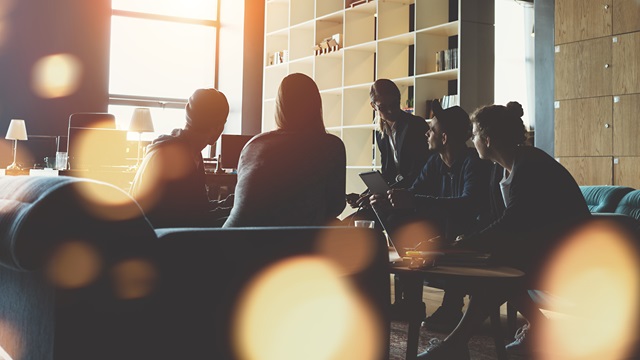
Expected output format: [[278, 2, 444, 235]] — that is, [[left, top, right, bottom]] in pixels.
[[0, 176, 391, 360]]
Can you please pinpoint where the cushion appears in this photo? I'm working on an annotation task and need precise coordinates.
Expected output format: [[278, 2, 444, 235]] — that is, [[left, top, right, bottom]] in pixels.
[[579, 186, 634, 213], [0, 176, 156, 271], [614, 190, 640, 221]]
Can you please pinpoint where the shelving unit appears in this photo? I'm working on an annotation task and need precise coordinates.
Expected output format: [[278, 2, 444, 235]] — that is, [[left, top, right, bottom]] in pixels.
[[262, 0, 494, 197]]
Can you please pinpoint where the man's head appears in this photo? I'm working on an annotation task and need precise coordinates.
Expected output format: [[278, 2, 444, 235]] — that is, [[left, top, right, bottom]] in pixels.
[[370, 79, 402, 123], [185, 88, 229, 149], [426, 100, 471, 152]]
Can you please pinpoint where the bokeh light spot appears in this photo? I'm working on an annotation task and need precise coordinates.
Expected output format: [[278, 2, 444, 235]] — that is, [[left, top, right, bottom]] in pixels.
[[537, 219, 640, 360], [233, 256, 382, 360], [316, 226, 375, 276], [0, 320, 18, 360], [31, 53, 82, 98], [74, 181, 143, 221], [45, 240, 102, 289], [111, 258, 158, 300]]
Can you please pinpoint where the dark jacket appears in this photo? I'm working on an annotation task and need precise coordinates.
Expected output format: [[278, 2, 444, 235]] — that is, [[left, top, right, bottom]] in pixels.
[[223, 130, 346, 227], [376, 111, 431, 189], [461, 146, 591, 273], [408, 148, 491, 240], [129, 129, 232, 228]]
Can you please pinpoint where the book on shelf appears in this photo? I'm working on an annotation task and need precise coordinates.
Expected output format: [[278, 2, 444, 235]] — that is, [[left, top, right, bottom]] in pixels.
[[435, 48, 458, 72]]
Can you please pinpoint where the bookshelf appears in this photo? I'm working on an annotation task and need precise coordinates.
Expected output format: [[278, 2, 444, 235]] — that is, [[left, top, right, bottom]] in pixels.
[[262, 0, 494, 196]]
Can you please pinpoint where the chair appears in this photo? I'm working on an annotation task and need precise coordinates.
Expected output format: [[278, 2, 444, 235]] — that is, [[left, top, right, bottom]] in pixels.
[[579, 185, 634, 213]]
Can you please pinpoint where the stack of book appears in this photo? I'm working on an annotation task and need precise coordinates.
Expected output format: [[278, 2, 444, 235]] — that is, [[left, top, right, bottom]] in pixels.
[[435, 48, 458, 72]]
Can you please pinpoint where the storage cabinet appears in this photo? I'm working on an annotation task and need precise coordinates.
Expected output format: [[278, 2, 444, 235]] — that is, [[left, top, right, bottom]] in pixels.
[[554, 97, 613, 157], [262, 0, 494, 198], [557, 157, 613, 185], [554, 0, 640, 187]]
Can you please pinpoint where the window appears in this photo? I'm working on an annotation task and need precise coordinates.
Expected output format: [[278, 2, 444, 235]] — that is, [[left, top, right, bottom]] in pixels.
[[108, 0, 220, 141]]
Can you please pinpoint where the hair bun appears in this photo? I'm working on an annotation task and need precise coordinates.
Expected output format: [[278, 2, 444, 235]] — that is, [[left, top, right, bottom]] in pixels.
[[506, 101, 524, 118]]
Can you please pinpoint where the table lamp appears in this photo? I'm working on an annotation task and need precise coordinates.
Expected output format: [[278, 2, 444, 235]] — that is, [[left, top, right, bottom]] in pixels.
[[128, 108, 154, 168], [5, 119, 28, 170]]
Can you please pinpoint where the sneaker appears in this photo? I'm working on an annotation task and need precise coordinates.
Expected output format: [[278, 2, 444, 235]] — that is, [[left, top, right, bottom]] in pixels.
[[505, 323, 530, 355], [417, 338, 470, 360], [422, 306, 463, 332]]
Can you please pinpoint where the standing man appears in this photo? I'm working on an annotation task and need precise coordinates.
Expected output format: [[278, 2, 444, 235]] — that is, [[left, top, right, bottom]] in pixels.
[[347, 79, 431, 210], [372, 100, 491, 330], [130, 88, 233, 228]]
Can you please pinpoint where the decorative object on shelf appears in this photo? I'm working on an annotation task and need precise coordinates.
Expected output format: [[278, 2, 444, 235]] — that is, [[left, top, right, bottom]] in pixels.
[[272, 50, 289, 65], [128, 108, 154, 168], [5, 119, 28, 170], [314, 34, 341, 56], [346, 0, 371, 9]]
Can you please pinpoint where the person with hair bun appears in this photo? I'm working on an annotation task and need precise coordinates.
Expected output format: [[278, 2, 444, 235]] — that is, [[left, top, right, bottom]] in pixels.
[[417, 102, 590, 359]]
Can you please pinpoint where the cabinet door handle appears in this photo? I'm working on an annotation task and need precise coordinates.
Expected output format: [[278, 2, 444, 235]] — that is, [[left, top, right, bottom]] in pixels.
[[604, 63, 610, 68], [604, 123, 611, 128], [604, 4, 609, 10]]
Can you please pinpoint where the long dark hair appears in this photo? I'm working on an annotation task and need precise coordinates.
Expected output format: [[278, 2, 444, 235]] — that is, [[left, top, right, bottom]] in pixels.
[[471, 101, 526, 147], [274, 73, 325, 133]]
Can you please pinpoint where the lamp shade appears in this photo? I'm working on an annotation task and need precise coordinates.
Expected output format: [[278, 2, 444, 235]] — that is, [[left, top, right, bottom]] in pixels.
[[5, 119, 28, 140], [128, 108, 154, 133]]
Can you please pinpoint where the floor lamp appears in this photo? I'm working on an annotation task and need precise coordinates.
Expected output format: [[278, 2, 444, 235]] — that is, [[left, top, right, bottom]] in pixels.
[[128, 108, 154, 168], [5, 119, 28, 170]]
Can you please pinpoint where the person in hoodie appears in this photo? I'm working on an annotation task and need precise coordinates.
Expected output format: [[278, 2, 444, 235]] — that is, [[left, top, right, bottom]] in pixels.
[[130, 88, 233, 228]]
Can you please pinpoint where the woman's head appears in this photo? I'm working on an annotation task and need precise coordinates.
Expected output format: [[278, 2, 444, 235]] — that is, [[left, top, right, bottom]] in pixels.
[[471, 102, 526, 159], [275, 73, 325, 133]]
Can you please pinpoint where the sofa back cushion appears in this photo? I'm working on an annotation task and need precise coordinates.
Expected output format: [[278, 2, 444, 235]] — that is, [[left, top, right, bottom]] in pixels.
[[149, 226, 390, 359], [0, 176, 156, 271], [579, 186, 634, 213], [615, 190, 640, 221]]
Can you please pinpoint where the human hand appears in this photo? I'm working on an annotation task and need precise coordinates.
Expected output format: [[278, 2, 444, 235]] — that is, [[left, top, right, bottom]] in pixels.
[[368, 193, 388, 208], [387, 189, 414, 209]]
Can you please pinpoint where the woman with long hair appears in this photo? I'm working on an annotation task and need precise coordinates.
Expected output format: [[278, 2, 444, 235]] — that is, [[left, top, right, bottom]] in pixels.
[[224, 73, 346, 227]]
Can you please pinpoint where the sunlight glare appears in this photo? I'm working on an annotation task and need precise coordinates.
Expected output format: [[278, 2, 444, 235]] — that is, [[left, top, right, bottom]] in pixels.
[[31, 54, 82, 98]]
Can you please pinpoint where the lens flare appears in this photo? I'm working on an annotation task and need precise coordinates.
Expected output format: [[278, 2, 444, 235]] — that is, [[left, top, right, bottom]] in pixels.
[[31, 53, 82, 98], [233, 256, 383, 360], [537, 219, 640, 360], [45, 240, 102, 289], [74, 181, 144, 221], [111, 258, 158, 300], [392, 220, 440, 252], [0, 320, 18, 360], [315, 226, 375, 275]]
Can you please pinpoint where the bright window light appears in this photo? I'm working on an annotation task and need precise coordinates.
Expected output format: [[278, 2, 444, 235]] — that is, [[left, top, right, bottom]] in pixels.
[[112, 0, 217, 20], [109, 16, 216, 99]]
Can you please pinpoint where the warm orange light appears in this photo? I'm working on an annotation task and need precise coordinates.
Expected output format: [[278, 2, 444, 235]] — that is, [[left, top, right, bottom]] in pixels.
[[0, 320, 18, 360], [315, 226, 375, 276], [111, 258, 158, 299], [537, 219, 640, 360], [392, 220, 441, 252], [31, 53, 82, 98], [45, 240, 102, 289], [74, 181, 144, 221], [233, 256, 383, 360]]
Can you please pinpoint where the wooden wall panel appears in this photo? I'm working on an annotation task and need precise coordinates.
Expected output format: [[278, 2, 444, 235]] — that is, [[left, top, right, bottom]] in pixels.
[[555, 97, 613, 156], [555, 37, 612, 100], [613, 94, 640, 155], [555, 0, 612, 44], [613, 0, 640, 35], [614, 157, 640, 188], [557, 156, 613, 185], [612, 32, 640, 95]]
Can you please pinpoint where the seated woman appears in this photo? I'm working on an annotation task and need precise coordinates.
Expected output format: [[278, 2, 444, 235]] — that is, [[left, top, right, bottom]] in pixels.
[[417, 102, 591, 359], [223, 73, 346, 227]]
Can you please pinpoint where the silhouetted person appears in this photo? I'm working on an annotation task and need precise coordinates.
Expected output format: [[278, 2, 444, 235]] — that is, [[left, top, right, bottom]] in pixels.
[[371, 100, 491, 329], [417, 102, 590, 359], [346, 79, 430, 218], [130, 88, 232, 228], [223, 73, 346, 227]]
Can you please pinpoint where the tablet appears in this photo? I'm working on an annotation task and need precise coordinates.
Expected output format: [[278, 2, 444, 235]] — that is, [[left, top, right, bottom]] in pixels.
[[359, 170, 391, 194]]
